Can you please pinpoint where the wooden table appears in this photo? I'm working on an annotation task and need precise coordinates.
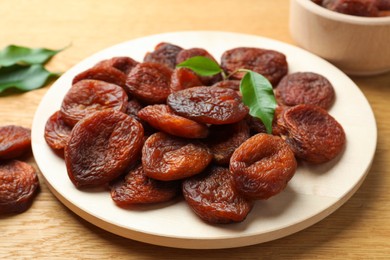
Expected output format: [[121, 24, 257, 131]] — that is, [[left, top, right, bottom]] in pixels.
[[1, 0, 389, 258]]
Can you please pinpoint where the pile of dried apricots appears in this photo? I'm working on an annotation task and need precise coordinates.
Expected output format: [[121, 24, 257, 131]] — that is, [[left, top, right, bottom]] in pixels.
[[312, 0, 390, 17], [43, 42, 346, 224]]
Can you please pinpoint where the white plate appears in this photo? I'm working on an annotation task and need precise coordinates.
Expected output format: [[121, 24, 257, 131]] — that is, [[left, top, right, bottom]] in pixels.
[[31, 31, 377, 249]]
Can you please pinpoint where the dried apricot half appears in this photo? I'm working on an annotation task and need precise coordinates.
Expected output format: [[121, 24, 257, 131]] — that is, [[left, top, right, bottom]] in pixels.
[[65, 110, 144, 188], [281, 104, 346, 164], [0, 160, 39, 214], [0, 125, 31, 160], [182, 166, 254, 224], [111, 164, 180, 206], [230, 133, 297, 200], [142, 132, 212, 181]]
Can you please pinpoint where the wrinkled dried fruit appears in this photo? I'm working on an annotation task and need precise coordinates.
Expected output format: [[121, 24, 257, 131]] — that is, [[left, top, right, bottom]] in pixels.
[[221, 47, 288, 86], [230, 133, 297, 200], [65, 110, 144, 188], [322, 0, 379, 17], [138, 104, 209, 139], [144, 42, 183, 69], [176, 48, 222, 85], [245, 106, 286, 136], [212, 80, 241, 93], [142, 132, 212, 181], [281, 104, 346, 164], [275, 72, 335, 110], [44, 111, 72, 152], [60, 79, 128, 126], [0, 160, 39, 214], [72, 64, 127, 87], [170, 67, 202, 92], [125, 98, 144, 119], [205, 120, 250, 165], [125, 62, 173, 104], [182, 166, 254, 224], [95, 56, 139, 74], [111, 164, 180, 206], [167, 86, 249, 125], [0, 125, 31, 160]]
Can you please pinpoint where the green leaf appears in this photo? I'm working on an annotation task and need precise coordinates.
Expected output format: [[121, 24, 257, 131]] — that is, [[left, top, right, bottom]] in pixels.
[[0, 64, 59, 93], [176, 56, 223, 76], [0, 45, 63, 67], [240, 71, 276, 134]]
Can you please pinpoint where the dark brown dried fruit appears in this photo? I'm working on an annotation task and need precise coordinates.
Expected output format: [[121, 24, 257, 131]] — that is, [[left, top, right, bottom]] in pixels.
[[142, 132, 212, 181], [221, 47, 288, 86], [245, 106, 285, 136], [95, 56, 139, 75], [60, 79, 128, 126], [125, 62, 173, 104], [182, 166, 254, 224], [212, 80, 241, 93], [322, 0, 379, 17], [44, 111, 72, 152], [167, 86, 249, 125], [138, 104, 209, 139], [65, 110, 144, 188], [275, 72, 335, 110], [377, 0, 390, 10], [125, 98, 144, 119], [170, 67, 202, 92], [111, 164, 180, 206], [230, 133, 297, 200], [0, 125, 31, 160], [144, 42, 183, 69], [0, 160, 39, 214], [281, 104, 346, 164], [205, 120, 250, 165], [72, 64, 127, 88], [176, 48, 222, 85]]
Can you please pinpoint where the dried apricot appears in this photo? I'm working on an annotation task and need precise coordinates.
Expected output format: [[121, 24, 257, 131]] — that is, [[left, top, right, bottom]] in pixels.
[[144, 42, 183, 69], [111, 164, 180, 206], [125, 98, 144, 119], [142, 132, 212, 181], [212, 80, 241, 93], [44, 111, 72, 152], [221, 47, 288, 86], [281, 104, 346, 164], [95, 56, 139, 74], [170, 67, 202, 92], [176, 48, 222, 85], [230, 133, 297, 200], [275, 72, 335, 110], [182, 166, 254, 224], [0, 160, 39, 214], [60, 79, 128, 126], [138, 104, 209, 139], [72, 64, 127, 88], [205, 120, 250, 165], [0, 125, 31, 160], [167, 86, 248, 125], [65, 110, 144, 188], [125, 62, 173, 104]]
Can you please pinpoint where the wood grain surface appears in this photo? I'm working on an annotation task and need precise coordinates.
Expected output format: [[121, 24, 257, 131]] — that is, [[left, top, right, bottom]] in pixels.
[[1, 0, 390, 259]]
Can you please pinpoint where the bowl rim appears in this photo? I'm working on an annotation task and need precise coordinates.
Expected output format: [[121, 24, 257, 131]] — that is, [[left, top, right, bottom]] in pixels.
[[295, 0, 390, 25]]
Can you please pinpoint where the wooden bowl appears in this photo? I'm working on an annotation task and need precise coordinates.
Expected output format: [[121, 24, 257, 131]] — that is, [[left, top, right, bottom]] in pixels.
[[289, 0, 390, 76]]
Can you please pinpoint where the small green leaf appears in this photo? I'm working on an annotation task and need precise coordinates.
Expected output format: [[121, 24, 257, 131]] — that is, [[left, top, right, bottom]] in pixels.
[[240, 71, 276, 134], [0, 45, 63, 67], [0, 64, 59, 93], [176, 56, 223, 76]]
